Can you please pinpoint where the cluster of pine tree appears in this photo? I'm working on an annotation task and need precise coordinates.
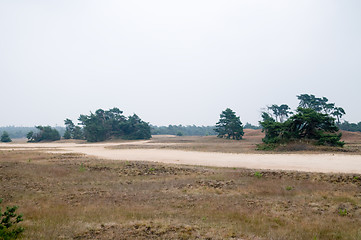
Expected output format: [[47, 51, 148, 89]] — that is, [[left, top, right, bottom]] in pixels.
[[259, 94, 345, 147], [66, 108, 151, 142], [26, 126, 61, 142]]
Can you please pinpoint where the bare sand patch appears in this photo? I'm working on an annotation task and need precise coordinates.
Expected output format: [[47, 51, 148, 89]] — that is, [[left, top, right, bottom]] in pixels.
[[59, 147, 361, 174], [1, 139, 361, 174]]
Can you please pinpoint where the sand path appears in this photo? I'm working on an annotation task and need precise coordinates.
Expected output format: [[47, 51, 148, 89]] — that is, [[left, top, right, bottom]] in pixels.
[[1, 141, 361, 174]]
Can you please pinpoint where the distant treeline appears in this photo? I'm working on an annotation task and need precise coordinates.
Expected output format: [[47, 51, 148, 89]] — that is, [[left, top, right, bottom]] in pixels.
[[338, 121, 361, 132], [151, 125, 216, 136], [244, 123, 262, 130], [1, 123, 262, 139], [0, 126, 65, 139], [5, 121, 359, 140], [151, 123, 261, 136]]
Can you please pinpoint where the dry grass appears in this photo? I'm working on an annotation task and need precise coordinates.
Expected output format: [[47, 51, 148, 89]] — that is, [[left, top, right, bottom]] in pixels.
[[1, 149, 361, 239], [110, 129, 264, 154], [341, 131, 361, 153], [109, 129, 361, 155]]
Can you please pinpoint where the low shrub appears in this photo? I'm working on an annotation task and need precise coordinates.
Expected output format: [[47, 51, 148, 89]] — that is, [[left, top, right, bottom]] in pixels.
[[254, 172, 263, 178], [338, 208, 348, 216], [0, 198, 24, 240], [256, 143, 277, 151]]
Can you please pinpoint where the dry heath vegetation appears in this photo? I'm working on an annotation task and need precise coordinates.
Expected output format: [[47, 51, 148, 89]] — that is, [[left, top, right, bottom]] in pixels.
[[1, 147, 361, 240], [110, 129, 361, 155]]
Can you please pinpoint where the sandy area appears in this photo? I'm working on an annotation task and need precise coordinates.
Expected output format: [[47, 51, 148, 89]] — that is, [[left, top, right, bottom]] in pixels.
[[1, 141, 361, 174]]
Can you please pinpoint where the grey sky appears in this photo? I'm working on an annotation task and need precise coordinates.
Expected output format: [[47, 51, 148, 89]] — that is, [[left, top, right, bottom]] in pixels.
[[1, 0, 360, 127]]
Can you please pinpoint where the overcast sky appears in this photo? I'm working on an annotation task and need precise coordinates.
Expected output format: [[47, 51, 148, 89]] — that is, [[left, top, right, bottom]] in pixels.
[[1, 0, 360, 127]]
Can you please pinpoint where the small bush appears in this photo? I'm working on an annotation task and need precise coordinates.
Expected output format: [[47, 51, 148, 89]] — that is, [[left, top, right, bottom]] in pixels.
[[256, 144, 277, 151], [79, 163, 86, 172], [254, 172, 263, 178], [0, 132, 12, 143], [317, 133, 344, 147], [338, 208, 348, 216], [0, 198, 24, 240]]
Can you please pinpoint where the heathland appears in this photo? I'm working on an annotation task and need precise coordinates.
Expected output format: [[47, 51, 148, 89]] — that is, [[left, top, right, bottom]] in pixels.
[[1, 130, 361, 239]]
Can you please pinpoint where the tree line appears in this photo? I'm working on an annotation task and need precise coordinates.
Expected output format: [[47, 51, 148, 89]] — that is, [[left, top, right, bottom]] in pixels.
[[0, 122, 262, 142], [0, 127, 65, 139], [1, 95, 358, 145], [214, 94, 346, 147], [151, 123, 260, 136], [338, 121, 361, 132], [23, 108, 151, 142], [151, 125, 216, 136]]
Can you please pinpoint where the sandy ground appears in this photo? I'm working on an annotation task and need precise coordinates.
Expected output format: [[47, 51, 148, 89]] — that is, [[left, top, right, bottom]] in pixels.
[[1, 141, 361, 174]]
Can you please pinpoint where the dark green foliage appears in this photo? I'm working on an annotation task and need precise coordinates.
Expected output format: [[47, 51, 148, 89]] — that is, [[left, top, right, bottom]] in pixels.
[[297, 94, 330, 112], [122, 114, 152, 140], [338, 121, 361, 132], [317, 133, 345, 147], [63, 119, 73, 139], [36, 126, 61, 141], [214, 108, 244, 140], [78, 108, 151, 142], [260, 95, 344, 147], [0, 198, 24, 240], [0, 132, 12, 143], [267, 104, 292, 122], [78, 108, 126, 142], [26, 131, 33, 142], [176, 132, 183, 136], [297, 94, 345, 123], [63, 130, 71, 139], [151, 125, 216, 136], [286, 108, 339, 140], [332, 107, 346, 124], [26, 126, 61, 142], [259, 113, 284, 144], [72, 126, 83, 140], [63, 119, 83, 140], [256, 143, 277, 151]]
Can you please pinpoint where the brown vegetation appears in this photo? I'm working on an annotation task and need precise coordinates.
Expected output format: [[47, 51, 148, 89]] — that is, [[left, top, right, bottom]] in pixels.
[[109, 129, 361, 154], [110, 129, 264, 153], [1, 149, 361, 239]]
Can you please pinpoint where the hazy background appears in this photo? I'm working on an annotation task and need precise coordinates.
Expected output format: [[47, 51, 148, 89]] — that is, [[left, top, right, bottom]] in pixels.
[[1, 0, 360, 127]]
